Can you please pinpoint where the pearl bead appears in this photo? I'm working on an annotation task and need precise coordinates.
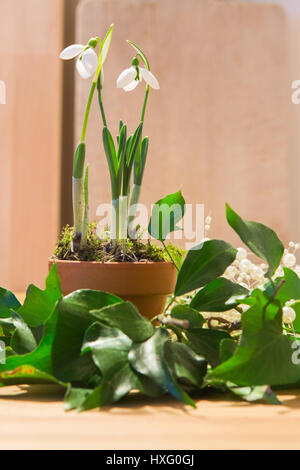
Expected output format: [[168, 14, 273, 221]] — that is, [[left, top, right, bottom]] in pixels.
[[236, 247, 247, 261], [282, 306, 296, 323], [295, 244, 300, 250], [283, 253, 296, 268], [205, 225, 210, 231], [205, 216, 212, 224], [289, 241, 295, 248], [239, 259, 252, 273]]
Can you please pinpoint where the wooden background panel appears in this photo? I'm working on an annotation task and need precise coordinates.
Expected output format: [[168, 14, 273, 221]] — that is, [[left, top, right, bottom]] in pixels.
[[75, 0, 291, 248], [0, 0, 63, 291]]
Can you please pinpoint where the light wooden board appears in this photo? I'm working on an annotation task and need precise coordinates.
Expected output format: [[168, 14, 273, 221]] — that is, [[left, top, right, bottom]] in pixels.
[[75, 0, 291, 249], [0, 385, 299, 450]]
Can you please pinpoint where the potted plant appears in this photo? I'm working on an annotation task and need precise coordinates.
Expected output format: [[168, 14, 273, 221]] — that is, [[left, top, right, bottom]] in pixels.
[[49, 25, 183, 319]]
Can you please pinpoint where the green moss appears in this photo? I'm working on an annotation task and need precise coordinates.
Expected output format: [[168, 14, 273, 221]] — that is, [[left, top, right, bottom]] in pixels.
[[53, 223, 185, 263]]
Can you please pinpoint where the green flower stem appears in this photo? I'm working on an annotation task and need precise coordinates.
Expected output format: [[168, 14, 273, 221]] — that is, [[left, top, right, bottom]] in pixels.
[[80, 81, 97, 142], [162, 241, 179, 272], [141, 85, 150, 123], [97, 74, 107, 127]]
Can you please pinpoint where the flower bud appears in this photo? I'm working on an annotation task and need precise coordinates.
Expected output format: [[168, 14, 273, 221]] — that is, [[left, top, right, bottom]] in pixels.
[[88, 38, 98, 48]]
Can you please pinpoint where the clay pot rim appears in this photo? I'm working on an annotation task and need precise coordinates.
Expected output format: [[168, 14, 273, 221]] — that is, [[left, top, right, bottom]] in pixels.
[[49, 258, 174, 267]]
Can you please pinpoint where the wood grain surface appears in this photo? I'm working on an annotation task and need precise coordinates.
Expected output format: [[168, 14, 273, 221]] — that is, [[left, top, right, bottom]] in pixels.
[[0, 385, 299, 450]]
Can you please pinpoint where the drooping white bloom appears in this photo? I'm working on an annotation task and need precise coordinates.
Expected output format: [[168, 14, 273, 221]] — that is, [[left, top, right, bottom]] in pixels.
[[117, 66, 159, 92], [60, 43, 98, 79]]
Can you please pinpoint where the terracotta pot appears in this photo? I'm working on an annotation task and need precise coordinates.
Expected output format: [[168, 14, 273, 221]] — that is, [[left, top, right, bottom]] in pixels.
[[48, 259, 177, 320]]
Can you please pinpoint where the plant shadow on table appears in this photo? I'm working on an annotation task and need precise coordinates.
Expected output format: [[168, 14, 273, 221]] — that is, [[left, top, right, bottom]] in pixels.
[[1, 386, 300, 414], [0, 385, 66, 404]]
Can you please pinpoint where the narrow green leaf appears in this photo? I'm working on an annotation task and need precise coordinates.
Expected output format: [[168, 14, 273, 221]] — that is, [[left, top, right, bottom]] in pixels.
[[226, 204, 284, 277], [127, 40, 150, 70], [73, 142, 86, 179], [175, 240, 237, 297]]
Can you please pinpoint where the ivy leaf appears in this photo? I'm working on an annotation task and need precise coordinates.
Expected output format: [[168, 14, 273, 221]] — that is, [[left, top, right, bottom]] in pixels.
[[209, 290, 300, 386], [17, 263, 62, 327], [0, 365, 66, 388], [81, 323, 137, 407], [228, 384, 281, 405], [51, 291, 120, 384], [170, 305, 205, 329], [91, 301, 154, 342], [175, 240, 237, 296], [129, 328, 196, 407], [271, 268, 300, 306], [0, 288, 21, 318], [226, 204, 284, 277], [219, 338, 237, 363], [10, 312, 43, 355], [190, 277, 248, 312], [148, 191, 185, 242], [67, 323, 163, 411], [186, 328, 231, 368], [165, 342, 207, 387], [0, 307, 59, 377]]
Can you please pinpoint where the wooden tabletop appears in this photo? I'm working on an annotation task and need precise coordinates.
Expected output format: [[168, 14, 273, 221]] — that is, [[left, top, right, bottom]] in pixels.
[[0, 386, 299, 450]]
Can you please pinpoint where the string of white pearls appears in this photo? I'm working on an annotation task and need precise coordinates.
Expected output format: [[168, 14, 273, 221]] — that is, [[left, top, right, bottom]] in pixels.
[[225, 247, 265, 289]]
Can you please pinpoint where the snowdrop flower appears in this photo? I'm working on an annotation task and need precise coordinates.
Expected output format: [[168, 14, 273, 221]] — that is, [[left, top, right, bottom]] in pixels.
[[117, 58, 159, 92], [60, 39, 99, 79]]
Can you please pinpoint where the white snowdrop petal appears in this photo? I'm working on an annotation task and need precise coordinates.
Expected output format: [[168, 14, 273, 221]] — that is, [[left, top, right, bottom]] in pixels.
[[117, 67, 137, 88], [140, 68, 160, 89], [81, 48, 98, 74], [60, 44, 85, 60], [123, 79, 140, 92], [76, 57, 93, 79]]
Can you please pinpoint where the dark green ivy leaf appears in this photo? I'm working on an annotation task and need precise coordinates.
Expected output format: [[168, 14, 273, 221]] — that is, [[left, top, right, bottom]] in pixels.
[[226, 204, 284, 277], [0, 288, 21, 318], [186, 328, 231, 368], [209, 290, 300, 386], [190, 277, 248, 312], [170, 304, 205, 329], [91, 301, 154, 342], [129, 328, 196, 408], [175, 240, 237, 296]]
